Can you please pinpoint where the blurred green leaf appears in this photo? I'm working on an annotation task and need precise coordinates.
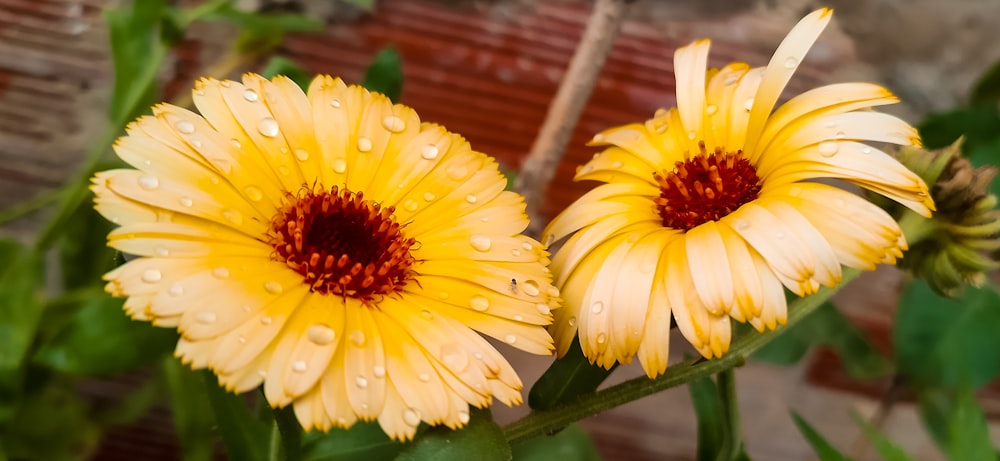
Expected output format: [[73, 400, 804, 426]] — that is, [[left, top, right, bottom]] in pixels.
[[850, 413, 914, 461], [202, 370, 268, 461], [918, 388, 996, 461], [344, 0, 376, 11], [94, 373, 163, 428], [396, 408, 510, 461], [105, 0, 168, 122], [1, 380, 101, 461], [303, 421, 409, 461], [56, 204, 117, 291], [363, 47, 403, 103], [529, 338, 615, 411], [206, 6, 322, 54], [511, 423, 601, 461], [689, 377, 724, 461], [971, 58, 1000, 105], [261, 56, 313, 91], [753, 302, 891, 379], [791, 413, 853, 461], [164, 359, 216, 461], [0, 239, 44, 427], [33, 294, 178, 376], [894, 281, 1000, 389]]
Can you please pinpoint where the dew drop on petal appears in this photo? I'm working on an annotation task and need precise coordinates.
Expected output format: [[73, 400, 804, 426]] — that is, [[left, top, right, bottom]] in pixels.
[[567, 316, 577, 327], [403, 408, 421, 426], [705, 104, 718, 115], [418, 372, 431, 382], [469, 235, 492, 252], [382, 115, 406, 133], [734, 219, 751, 231], [174, 120, 195, 134], [168, 283, 184, 297], [440, 343, 470, 372], [355, 376, 368, 388], [743, 98, 754, 112], [521, 280, 540, 297], [257, 117, 279, 137], [178, 196, 193, 207], [687, 130, 697, 140], [458, 410, 470, 424], [420, 309, 433, 320], [243, 89, 259, 102], [783, 56, 799, 69], [292, 149, 309, 162], [611, 161, 624, 168], [422, 192, 436, 201], [510, 249, 522, 257], [513, 314, 523, 321], [447, 165, 469, 180], [260, 316, 273, 325], [373, 365, 386, 378], [141, 269, 161, 283], [210, 158, 232, 174], [504, 334, 517, 344], [212, 267, 231, 279], [470, 295, 490, 312], [333, 158, 347, 174], [244, 186, 263, 201], [138, 175, 159, 190], [788, 186, 803, 197], [195, 311, 217, 324], [403, 199, 418, 212], [222, 209, 243, 225], [536, 303, 551, 315], [818, 141, 839, 157], [257, 369, 267, 377], [775, 231, 786, 239], [291, 360, 307, 373], [465, 194, 478, 204], [154, 246, 170, 257], [349, 330, 366, 346], [230, 139, 242, 149], [420, 145, 439, 160], [521, 242, 533, 252], [862, 146, 872, 154], [357, 137, 373, 152], [278, 166, 290, 176], [264, 280, 283, 295], [835, 131, 846, 139], [238, 336, 247, 344], [591, 301, 604, 314], [724, 74, 739, 86], [596, 333, 607, 344], [330, 98, 341, 108], [307, 324, 336, 345]]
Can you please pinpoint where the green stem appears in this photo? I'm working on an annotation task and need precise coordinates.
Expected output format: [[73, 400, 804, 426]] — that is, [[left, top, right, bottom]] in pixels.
[[503, 268, 861, 444], [268, 422, 281, 461], [271, 405, 303, 461], [897, 209, 936, 247], [0, 188, 61, 226], [713, 368, 741, 461]]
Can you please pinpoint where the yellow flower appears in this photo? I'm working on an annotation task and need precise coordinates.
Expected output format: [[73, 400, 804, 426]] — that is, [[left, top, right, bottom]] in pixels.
[[93, 74, 559, 440], [544, 9, 933, 377]]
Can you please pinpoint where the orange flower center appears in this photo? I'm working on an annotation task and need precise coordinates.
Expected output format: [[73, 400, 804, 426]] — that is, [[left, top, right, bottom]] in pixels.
[[269, 185, 417, 304], [653, 142, 762, 231]]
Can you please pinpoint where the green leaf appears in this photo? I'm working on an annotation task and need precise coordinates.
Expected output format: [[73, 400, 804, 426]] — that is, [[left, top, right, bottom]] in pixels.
[[33, 293, 178, 376], [528, 338, 615, 411], [0, 239, 44, 372], [94, 373, 163, 428], [971, 58, 1000, 105], [791, 413, 853, 461], [688, 377, 724, 461], [850, 413, 914, 461], [396, 408, 510, 461], [260, 56, 313, 91], [917, 388, 996, 461], [202, 371, 268, 461], [343, 0, 376, 11], [894, 281, 1000, 389], [163, 358, 217, 461], [105, 0, 168, 122], [206, 6, 322, 54], [55, 204, 117, 291], [0, 379, 101, 461], [303, 421, 409, 461], [362, 47, 403, 103], [511, 423, 601, 461], [753, 302, 891, 379]]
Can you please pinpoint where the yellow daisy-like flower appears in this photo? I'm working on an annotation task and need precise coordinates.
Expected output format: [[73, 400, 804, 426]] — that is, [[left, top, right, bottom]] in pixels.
[[93, 74, 559, 440], [545, 9, 934, 377]]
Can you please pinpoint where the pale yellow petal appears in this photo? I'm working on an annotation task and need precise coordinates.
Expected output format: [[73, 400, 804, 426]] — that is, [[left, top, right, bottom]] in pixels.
[[685, 220, 734, 315], [673, 39, 711, 150]]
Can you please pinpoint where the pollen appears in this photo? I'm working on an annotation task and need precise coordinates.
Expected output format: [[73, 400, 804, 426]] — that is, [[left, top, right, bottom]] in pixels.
[[653, 141, 762, 230]]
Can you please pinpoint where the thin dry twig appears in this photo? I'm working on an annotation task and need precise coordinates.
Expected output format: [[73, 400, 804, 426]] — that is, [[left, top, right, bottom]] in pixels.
[[514, 0, 633, 237]]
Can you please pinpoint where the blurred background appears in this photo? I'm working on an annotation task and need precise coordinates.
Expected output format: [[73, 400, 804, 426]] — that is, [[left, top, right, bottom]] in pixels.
[[1, 0, 999, 459]]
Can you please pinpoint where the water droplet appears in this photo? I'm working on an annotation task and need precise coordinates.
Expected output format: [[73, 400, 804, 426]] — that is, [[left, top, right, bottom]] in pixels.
[[349, 330, 366, 346], [447, 165, 469, 180], [355, 376, 368, 388], [743, 98, 755, 112], [591, 301, 604, 314], [264, 280, 283, 294], [504, 334, 517, 344], [420, 309, 433, 319], [373, 365, 386, 378], [244, 186, 263, 201], [724, 74, 740, 86], [168, 283, 184, 297], [195, 311, 217, 324], [278, 166, 290, 176], [243, 89, 259, 102], [307, 324, 336, 345], [330, 98, 341, 108], [596, 333, 607, 344], [257, 369, 267, 377], [178, 196, 193, 207], [242, 305, 251, 313], [210, 158, 232, 174], [154, 246, 170, 257], [222, 209, 243, 225], [521, 242, 533, 251], [513, 314, 523, 321], [418, 372, 431, 382], [421, 144, 439, 160], [422, 192, 436, 201], [191, 139, 203, 148], [734, 219, 751, 231], [511, 249, 522, 257], [238, 336, 247, 344], [611, 161, 624, 168], [333, 158, 347, 174], [834, 131, 846, 139], [257, 117, 279, 137], [212, 267, 231, 279], [470, 295, 490, 312], [469, 235, 492, 252], [356, 137, 373, 152], [862, 146, 872, 154], [138, 175, 159, 190], [458, 410, 470, 424], [521, 280, 540, 297], [705, 104, 718, 115], [291, 360, 307, 373], [536, 303, 551, 315], [230, 139, 242, 149], [818, 141, 839, 157], [687, 130, 697, 140], [294, 149, 310, 161], [174, 120, 195, 134], [473, 352, 485, 361], [783, 56, 799, 69], [382, 115, 406, 133], [775, 231, 786, 239], [141, 269, 162, 283], [465, 194, 478, 204], [440, 344, 470, 372], [403, 408, 421, 426], [788, 186, 803, 197], [403, 199, 418, 212]]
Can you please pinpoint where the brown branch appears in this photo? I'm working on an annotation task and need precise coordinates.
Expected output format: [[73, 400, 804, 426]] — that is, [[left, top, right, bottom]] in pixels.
[[514, 0, 633, 238]]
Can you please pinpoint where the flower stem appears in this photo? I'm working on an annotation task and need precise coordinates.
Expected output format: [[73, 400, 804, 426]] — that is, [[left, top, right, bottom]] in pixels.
[[713, 368, 742, 461], [271, 405, 303, 461], [502, 268, 861, 444], [514, 0, 634, 236], [897, 209, 936, 247]]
